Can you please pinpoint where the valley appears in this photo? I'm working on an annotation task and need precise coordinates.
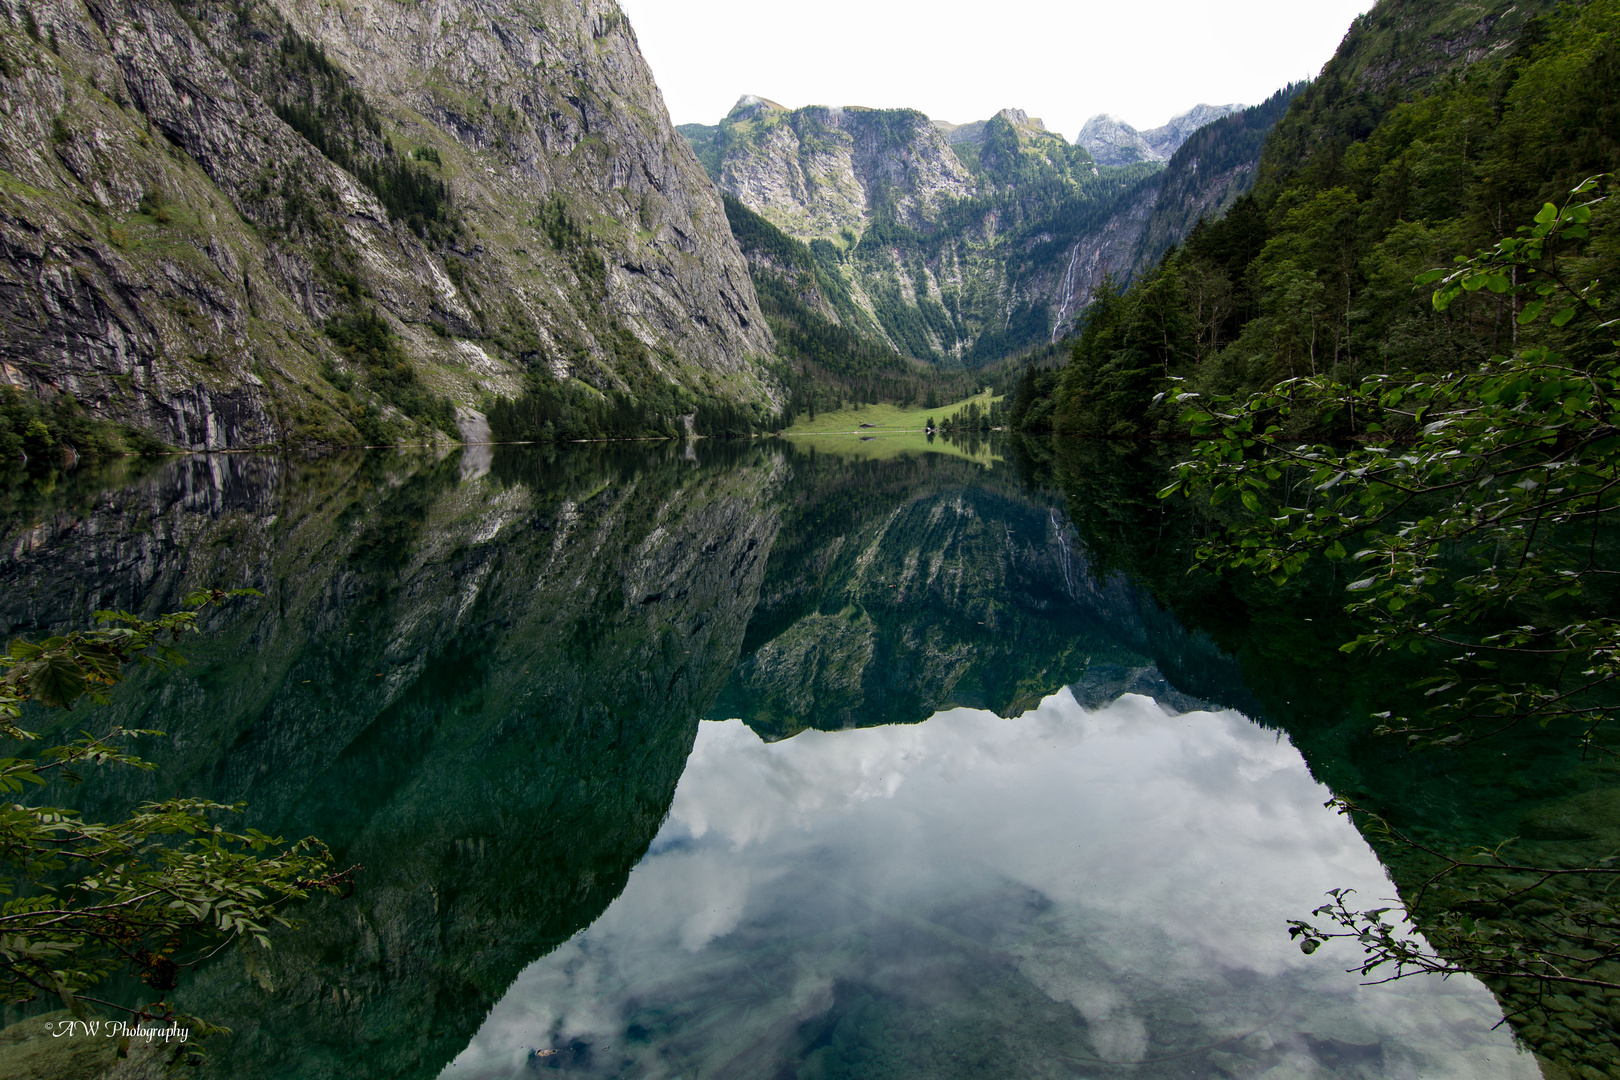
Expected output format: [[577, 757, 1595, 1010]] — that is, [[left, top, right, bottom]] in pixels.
[[3, 1, 1620, 1077]]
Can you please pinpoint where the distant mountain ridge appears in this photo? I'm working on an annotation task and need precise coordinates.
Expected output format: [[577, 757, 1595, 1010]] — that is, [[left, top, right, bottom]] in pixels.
[[934, 108, 1055, 147], [683, 95, 1287, 364], [686, 95, 1158, 364], [1077, 104, 1246, 166]]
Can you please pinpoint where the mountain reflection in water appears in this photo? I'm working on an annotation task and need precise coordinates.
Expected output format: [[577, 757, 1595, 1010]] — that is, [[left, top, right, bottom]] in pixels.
[[445, 696, 1531, 1080], [0, 441, 1544, 1079]]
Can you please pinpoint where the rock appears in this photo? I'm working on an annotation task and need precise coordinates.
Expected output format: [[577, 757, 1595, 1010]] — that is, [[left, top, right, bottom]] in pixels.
[[0, 0, 776, 451], [1076, 104, 1245, 167]]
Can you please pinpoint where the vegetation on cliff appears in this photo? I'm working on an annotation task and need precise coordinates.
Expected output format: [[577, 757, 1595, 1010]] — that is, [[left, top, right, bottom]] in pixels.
[[721, 195, 995, 420], [0, 387, 168, 465], [1, 0, 777, 454]]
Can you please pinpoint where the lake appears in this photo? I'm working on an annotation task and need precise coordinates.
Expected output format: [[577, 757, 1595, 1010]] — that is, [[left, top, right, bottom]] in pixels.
[[0, 439, 1541, 1078]]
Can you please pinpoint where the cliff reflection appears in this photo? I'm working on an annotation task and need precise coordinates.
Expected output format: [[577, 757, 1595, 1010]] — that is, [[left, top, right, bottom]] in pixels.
[[1, 443, 783, 1078]]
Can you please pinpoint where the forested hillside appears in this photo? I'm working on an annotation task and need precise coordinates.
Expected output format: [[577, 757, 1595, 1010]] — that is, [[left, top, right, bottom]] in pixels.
[[1015, 0, 1579, 436]]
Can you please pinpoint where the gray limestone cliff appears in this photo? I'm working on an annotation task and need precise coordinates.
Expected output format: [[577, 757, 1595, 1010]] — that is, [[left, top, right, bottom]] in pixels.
[[1076, 104, 1244, 167], [698, 98, 1167, 361], [0, 0, 774, 452], [692, 96, 1278, 360]]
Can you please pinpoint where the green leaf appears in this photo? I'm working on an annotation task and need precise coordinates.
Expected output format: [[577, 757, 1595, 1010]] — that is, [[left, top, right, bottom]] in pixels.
[[28, 657, 89, 710], [8, 640, 43, 661]]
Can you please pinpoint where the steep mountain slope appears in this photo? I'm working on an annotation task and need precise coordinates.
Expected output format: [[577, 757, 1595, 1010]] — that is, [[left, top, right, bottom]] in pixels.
[[1256, 0, 1561, 196], [1076, 103, 1243, 166], [1131, 84, 1308, 269], [0, 0, 774, 453], [1015, 0, 1573, 439], [688, 94, 1303, 366], [691, 97, 1162, 364]]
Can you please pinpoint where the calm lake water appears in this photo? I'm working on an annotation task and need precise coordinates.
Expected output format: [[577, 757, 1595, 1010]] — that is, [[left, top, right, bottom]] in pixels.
[[0, 439, 1538, 1079]]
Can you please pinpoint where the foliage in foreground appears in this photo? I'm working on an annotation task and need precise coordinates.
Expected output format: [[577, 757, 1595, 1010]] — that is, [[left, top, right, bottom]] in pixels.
[[1165, 184, 1620, 999], [0, 590, 353, 1047]]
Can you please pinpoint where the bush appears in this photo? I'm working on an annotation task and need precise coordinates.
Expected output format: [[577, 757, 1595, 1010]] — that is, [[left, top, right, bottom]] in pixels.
[[0, 386, 166, 463]]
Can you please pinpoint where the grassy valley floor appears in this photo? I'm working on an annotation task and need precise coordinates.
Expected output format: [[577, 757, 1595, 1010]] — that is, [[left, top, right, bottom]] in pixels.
[[781, 392, 1004, 435]]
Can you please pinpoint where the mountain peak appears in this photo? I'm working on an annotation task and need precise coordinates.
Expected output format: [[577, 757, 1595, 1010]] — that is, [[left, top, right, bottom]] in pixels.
[[1077, 104, 1244, 166], [732, 94, 788, 117], [936, 107, 1055, 146]]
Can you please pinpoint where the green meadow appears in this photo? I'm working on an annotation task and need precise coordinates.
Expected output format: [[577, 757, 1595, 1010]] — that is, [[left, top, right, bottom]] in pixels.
[[780, 391, 1003, 435]]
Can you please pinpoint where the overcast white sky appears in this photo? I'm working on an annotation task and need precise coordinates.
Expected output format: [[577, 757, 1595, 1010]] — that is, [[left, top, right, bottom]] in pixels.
[[617, 0, 1375, 140]]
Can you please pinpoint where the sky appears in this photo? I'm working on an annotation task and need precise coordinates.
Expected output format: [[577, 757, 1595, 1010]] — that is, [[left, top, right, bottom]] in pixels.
[[616, 0, 1376, 140]]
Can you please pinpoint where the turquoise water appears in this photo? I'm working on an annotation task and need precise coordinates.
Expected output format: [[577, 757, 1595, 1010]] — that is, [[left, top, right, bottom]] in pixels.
[[0, 441, 1543, 1078]]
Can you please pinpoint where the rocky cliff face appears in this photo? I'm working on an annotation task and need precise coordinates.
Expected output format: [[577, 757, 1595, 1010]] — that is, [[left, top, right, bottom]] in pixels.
[[0, 0, 773, 452], [1076, 104, 1244, 167], [700, 97, 1169, 361], [1130, 85, 1307, 271], [721, 97, 974, 245]]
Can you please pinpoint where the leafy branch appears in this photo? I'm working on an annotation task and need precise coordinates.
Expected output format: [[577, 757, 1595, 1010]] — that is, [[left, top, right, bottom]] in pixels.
[[1159, 177, 1620, 754], [1288, 801, 1620, 996], [0, 589, 356, 1046]]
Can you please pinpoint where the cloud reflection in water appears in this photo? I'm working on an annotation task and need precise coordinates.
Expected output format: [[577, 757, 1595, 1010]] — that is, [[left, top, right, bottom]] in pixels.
[[445, 691, 1535, 1079]]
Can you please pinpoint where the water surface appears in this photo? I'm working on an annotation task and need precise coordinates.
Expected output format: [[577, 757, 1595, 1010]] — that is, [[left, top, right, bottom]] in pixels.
[[445, 694, 1530, 1079], [0, 442, 1541, 1079]]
